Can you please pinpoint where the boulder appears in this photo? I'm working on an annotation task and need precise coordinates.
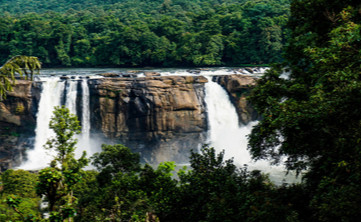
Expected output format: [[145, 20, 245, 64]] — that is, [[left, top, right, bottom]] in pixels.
[[245, 67, 254, 73], [99, 73, 121, 77], [213, 75, 258, 124], [144, 72, 161, 77]]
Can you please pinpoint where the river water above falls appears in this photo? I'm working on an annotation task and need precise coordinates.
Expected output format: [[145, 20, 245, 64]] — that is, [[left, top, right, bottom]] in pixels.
[[18, 67, 298, 184]]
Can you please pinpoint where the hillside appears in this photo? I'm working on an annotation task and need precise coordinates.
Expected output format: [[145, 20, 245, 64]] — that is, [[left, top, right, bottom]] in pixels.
[[0, 0, 290, 67]]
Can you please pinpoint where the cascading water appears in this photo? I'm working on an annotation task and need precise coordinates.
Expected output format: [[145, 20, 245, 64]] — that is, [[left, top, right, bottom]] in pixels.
[[20, 77, 95, 170], [204, 76, 253, 164], [76, 79, 92, 159], [204, 76, 292, 183], [18, 68, 294, 183], [20, 77, 65, 170], [65, 79, 78, 114], [81, 79, 90, 137]]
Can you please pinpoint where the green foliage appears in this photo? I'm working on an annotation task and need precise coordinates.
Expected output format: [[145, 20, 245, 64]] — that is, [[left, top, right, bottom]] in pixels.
[[75, 144, 173, 221], [36, 106, 88, 221], [0, 170, 40, 221], [0, 0, 290, 67], [0, 55, 41, 100], [1, 169, 38, 197], [1, 145, 307, 221], [249, 2, 361, 221], [172, 145, 297, 222], [92, 144, 141, 185]]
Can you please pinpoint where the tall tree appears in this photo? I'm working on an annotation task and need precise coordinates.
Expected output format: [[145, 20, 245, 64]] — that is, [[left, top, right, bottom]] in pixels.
[[36, 106, 87, 221], [249, 1, 361, 221]]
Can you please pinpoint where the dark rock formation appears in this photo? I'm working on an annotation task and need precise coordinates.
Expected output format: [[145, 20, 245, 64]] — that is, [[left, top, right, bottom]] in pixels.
[[99, 73, 121, 77], [0, 74, 258, 169], [0, 80, 40, 171], [88, 76, 208, 163], [213, 75, 258, 124], [144, 72, 161, 77]]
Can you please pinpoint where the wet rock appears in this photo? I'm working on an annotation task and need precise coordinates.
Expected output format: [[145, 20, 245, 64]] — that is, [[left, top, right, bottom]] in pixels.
[[213, 75, 258, 124], [60, 75, 69, 80], [0, 80, 39, 171], [122, 74, 138, 78], [245, 67, 254, 73], [187, 69, 201, 74], [128, 70, 142, 74], [100, 73, 120, 77], [144, 72, 161, 77]]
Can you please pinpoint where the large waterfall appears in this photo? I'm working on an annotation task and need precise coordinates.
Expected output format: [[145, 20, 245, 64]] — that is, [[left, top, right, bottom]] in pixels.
[[204, 76, 254, 164], [77, 79, 91, 156], [204, 76, 292, 183], [20, 77, 65, 169], [20, 77, 95, 170], [18, 68, 294, 182]]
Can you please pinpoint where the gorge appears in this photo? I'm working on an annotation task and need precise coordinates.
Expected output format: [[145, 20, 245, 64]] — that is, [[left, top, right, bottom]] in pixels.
[[0, 68, 266, 174]]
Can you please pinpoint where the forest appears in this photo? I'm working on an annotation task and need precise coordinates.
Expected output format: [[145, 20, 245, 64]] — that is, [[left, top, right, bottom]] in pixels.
[[0, 0, 290, 67], [2, 0, 361, 221]]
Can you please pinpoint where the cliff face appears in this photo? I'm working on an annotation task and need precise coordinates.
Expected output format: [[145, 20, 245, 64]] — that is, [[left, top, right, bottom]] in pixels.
[[88, 75, 208, 163], [0, 74, 258, 169], [213, 75, 258, 124], [0, 80, 40, 171]]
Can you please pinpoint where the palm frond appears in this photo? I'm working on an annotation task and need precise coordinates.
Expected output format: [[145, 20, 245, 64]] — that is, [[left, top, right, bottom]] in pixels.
[[0, 55, 41, 101]]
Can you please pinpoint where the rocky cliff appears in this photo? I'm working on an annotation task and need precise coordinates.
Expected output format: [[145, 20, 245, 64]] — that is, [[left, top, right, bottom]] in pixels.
[[88, 75, 208, 163], [0, 73, 258, 169], [213, 75, 258, 124], [0, 80, 40, 171]]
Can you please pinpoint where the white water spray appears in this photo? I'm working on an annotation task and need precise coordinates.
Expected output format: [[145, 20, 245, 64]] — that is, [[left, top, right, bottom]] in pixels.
[[20, 77, 65, 170], [204, 76, 293, 183], [76, 79, 92, 159], [81, 79, 90, 138], [205, 76, 253, 164], [65, 80, 78, 114], [63, 78, 97, 160], [20, 77, 96, 169]]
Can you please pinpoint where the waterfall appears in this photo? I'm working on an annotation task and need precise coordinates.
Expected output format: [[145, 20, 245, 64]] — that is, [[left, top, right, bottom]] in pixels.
[[20, 77, 95, 170], [65, 80, 78, 114], [204, 76, 291, 183], [204, 76, 253, 164], [17, 69, 293, 183], [76, 79, 92, 159], [81, 79, 90, 137], [20, 77, 65, 170]]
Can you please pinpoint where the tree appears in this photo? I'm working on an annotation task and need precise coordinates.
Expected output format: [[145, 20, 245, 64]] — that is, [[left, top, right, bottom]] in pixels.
[[0, 55, 41, 100], [36, 106, 88, 221], [172, 145, 294, 222], [75, 144, 178, 221], [249, 2, 361, 221], [0, 170, 40, 221], [0, 0, 290, 67], [92, 144, 141, 185]]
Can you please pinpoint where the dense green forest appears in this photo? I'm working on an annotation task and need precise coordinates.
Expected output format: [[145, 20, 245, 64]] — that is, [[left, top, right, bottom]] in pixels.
[[0, 0, 290, 67], [3, 0, 361, 221]]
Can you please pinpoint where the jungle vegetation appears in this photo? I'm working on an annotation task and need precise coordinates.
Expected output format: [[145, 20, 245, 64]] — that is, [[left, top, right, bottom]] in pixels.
[[2, 0, 361, 221], [0, 0, 290, 67], [0, 55, 41, 100]]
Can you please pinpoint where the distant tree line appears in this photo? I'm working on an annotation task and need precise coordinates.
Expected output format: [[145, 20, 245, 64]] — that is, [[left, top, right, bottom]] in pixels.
[[0, 0, 290, 67]]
